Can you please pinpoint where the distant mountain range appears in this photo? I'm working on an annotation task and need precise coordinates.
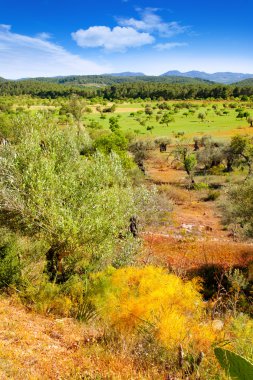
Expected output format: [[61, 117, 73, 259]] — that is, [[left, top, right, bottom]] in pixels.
[[104, 72, 145, 77], [161, 70, 253, 84]]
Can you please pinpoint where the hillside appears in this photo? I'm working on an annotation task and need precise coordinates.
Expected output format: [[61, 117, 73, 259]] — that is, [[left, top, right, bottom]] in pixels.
[[20, 74, 215, 86], [161, 70, 253, 84], [0, 297, 153, 379], [234, 78, 253, 86]]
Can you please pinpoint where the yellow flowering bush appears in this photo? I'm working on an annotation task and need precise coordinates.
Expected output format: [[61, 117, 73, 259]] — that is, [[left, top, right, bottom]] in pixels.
[[91, 266, 218, 352]]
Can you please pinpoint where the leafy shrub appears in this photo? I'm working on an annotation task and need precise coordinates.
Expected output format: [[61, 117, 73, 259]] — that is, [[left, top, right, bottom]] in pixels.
[[203, 190, 220, 201], [22, 274, 94, 319], [193, 182, 209, 190]]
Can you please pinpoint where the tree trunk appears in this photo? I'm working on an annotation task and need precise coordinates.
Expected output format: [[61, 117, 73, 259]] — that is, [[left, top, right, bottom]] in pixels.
[[225, 159, 233, 173], [45, 245, 64, 283]]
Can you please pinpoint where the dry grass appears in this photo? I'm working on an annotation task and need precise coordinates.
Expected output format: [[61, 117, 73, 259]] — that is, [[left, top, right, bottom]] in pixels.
[[0, 297, 161, 379]]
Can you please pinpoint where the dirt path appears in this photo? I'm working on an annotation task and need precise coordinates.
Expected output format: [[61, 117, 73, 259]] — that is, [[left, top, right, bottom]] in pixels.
[[145, 155, 227, 239], [142, 153, 253, 271]]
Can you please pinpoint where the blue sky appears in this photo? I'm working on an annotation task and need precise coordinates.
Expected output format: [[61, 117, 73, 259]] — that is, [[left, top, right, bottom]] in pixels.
[[1, 0, 253, 78]]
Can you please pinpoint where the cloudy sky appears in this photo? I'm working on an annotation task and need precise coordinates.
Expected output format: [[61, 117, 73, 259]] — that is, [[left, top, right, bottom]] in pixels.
[[1, 0, 253, 78]]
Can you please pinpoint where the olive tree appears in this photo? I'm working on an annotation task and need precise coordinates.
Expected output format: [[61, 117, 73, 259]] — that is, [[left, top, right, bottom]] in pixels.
[[173, 143, 197, 186], [0, 115, 148, 281], [229, 135, 253, 178], [159, 112, 175, 127], [196, 138, 225, 172]]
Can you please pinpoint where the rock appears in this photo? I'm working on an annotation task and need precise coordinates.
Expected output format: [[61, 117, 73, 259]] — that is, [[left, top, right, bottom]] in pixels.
[[212, 319, 224, 331]]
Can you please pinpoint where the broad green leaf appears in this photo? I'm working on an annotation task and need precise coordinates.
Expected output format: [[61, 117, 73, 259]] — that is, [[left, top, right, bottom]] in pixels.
[[214, 347, 253, 380]]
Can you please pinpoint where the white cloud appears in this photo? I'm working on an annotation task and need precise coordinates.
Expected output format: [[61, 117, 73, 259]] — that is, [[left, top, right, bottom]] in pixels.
[[154, 42, 188, 51], [118, 8, 189, 38], [72, 26, 154, 52], [0, 24, 109, 79]]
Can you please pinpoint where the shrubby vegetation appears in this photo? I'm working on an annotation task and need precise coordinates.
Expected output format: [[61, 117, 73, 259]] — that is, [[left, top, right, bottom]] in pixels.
[[0, 93, 253, 378]]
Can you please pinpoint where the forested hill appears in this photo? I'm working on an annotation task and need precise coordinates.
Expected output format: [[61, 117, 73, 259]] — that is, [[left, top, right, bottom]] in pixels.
[[233, 78, 253, 86], [1, 78, 253, 99], [17, 75, 215, 86], [0, 80, 99, 98]]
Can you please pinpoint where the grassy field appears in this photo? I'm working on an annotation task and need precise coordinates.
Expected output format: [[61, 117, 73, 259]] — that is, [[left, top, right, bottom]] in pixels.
[[85, 100, 253, 139]]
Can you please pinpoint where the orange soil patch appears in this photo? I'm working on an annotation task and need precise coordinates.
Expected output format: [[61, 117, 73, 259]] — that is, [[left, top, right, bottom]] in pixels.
[[145, 156, 184, 184], [143, 234, 253, 273], [146, 155, 224, 236]]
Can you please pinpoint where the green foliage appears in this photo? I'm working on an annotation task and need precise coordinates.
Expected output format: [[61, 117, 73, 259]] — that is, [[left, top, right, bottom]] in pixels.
[[92, 132, 132, 168], [109, 116, 120, 132], [184, 154, 197, 176], [193, 182, 209, 190], [0, 114, 144, 278], [198, 112, 207, 121], [203, 190, 220, 201], [214, 347, 253, 380], [174, 143, 197, 184], [87, 120, 103, 129], [160, 112, 175, 126], [222, 179, 253, 237], [0, 232, 22, 289]]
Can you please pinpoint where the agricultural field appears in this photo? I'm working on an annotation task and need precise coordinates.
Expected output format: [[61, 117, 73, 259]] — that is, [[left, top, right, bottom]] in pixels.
[[2, 96, 253, 140], [84, 100, 253, 139]]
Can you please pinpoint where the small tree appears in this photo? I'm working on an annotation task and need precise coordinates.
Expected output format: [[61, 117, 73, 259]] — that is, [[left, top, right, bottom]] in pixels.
[[66, 96, 86, 135], [198, 112, 206, 122], [247, 116, 253, 127], [174, 143, 197, 186], [160, 112, 175, 127]]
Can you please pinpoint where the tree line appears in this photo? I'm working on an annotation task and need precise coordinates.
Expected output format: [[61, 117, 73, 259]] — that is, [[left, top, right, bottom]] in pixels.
[[1, 80, 253, 99]]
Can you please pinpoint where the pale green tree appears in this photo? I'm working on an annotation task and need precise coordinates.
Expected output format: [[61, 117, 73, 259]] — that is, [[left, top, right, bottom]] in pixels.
[[0, 115, 149, 281]]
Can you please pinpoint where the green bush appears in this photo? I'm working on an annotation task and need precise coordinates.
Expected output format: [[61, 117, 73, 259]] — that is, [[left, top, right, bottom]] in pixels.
[[203, 190, 220, 201], [193, 182, 209, 190], [0, 237, 22, 289]]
